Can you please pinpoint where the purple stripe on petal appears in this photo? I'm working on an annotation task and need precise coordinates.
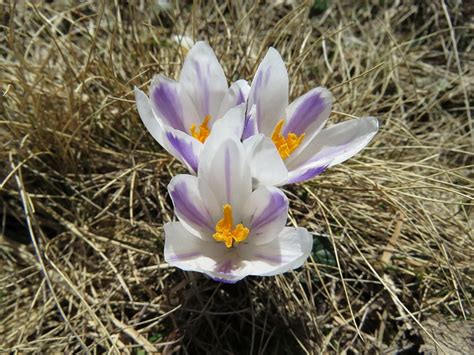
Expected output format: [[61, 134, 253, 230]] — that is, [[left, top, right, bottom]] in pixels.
[[287, 165, 328, 184], [224, 147, 231, 201], [209, 275, 239, 284], [242, 113, 256, 140], [236, 86, 246, 105], [167, 251, 201, 262], [215, 259, 233, 274], [195, 62, 210, 115], [306, 142, 352, 166], [152, 82, 186, 132], [283, 91, 327, 136], [251, 71, 267, 133], [169, 181, 213, 232], [251, 192, 287, 232], [166, 131, 199, 173]]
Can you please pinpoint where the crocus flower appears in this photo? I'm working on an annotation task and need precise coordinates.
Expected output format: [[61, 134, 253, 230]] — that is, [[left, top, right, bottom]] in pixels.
[[243, 48, 379, 185], [164, 125, 312, 283], [135, 41, 250, 174]]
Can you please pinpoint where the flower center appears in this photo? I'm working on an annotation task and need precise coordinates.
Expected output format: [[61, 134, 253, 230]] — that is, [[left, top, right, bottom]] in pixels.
[[190, 115, 211, 143], [213, 204, 250, 248], [271, 119, 305, 160]]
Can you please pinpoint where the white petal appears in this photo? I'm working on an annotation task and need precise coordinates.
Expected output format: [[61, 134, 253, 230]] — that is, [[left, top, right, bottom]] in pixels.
[[286, 164, 328, 185], [284, 87, 333, 141], [165, 222, 249, 283], [136, 87, 202, 174], [135, 87, 165, 146], [242, 186, 288, 245], [168, 175, 215, 239], [168, 226, 313, 283], [211, 103, 246, 141], [179, 41, 228, 120], [198, 135, 252, 220], [287, 117, 379, 171], [217, 79, 250, 119], [149, 75, 187, 131], [164, 221, 228, 272], [243, 134, 288, 186], [162, 125, 202, 174], [237, 227, 313, 277], [248, 47, 289, 136]]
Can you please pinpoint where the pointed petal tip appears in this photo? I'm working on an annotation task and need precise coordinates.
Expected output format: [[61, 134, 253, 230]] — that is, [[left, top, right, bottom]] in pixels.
[[317, 86, 334, 103]]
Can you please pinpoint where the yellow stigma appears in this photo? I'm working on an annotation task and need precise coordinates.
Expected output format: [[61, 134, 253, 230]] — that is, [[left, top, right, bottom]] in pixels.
[[213, 204, 250, 248], [271, 119, 305, 160], [190, 115, 211, 143]]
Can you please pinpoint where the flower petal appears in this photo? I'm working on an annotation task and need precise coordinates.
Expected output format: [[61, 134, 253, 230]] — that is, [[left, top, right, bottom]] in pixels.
[[286, 117, 379, 171], [165, 222, 247, 283], [284, 87, 333, 138], [164, 221, 227, 271], [242, 186, 288, 245], [163, 126, 202, 174], [248, 47, 289, 136], [211, 103, 246, 141], [242, 105, 257, 140], [166, 225, 312, 283], [149, 75, 187, 132], [136, 87, 202, 173], [217, 79, 250, 119], [198, 135, 252, 220], [243, 134, 288, 186], [237, 227, 313, 276], [179, 41, 228, 120], [168, 175, 214, 238], [135, 87, 165, 146], [286, 164, 328, 185]]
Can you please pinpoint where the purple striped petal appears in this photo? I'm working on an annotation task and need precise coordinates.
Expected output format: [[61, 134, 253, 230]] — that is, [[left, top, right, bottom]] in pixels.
[[247, 48, 288, 136], [215, 259, 233, 274], [236, 227, 313, 277], [284, 87, 332, 137], [150, 76, 186, 132], [286, 164, 328, 185], [286, 117, 379, 172], [164, 221, 229, 274], [198, 135, 252, 214], [250, 191, 287, 232], [165, 130, 200, 173], [168, 176, 214, 236], [195, 61, 211, 115], [167, 251, 201, 263], [179, 42, 228, 119], [242, 111, 257, 140], [243, 186, 288, 245]]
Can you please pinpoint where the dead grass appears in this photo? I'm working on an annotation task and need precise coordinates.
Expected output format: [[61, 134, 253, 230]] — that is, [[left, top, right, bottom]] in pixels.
[[1, 1, 472, 353]]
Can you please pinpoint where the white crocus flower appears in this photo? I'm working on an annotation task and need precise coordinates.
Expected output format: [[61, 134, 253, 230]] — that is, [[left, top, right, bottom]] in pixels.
[[135, 41, 250, 174], [243, 48, 379, 185], [164, 123, 312, 283]]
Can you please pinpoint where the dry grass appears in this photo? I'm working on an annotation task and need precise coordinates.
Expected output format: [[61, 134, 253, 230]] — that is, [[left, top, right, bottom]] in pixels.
[[1, 1, 472, 353]]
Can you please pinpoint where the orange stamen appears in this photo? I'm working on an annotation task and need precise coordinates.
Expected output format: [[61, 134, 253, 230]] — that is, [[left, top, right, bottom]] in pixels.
[[213, 204, 250, 248], [190, 115, 211, 143], [271, 119, 305, 160]]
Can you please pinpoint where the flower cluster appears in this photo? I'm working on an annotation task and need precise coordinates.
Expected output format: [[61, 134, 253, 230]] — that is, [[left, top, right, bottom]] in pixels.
[[135, 42, 378, 283]]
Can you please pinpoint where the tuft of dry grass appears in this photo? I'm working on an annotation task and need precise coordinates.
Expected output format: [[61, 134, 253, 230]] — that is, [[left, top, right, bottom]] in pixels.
[[1, 1, 472, 353]]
